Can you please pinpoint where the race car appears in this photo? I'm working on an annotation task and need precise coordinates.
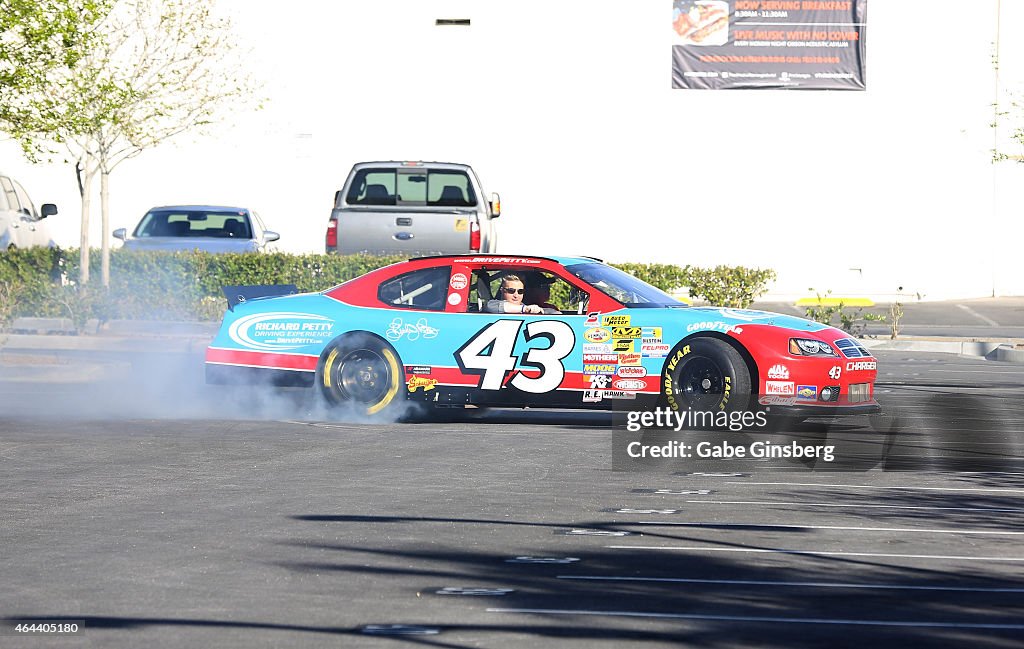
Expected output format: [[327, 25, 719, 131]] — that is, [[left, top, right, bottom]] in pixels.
[[205, 255, 879, 420]]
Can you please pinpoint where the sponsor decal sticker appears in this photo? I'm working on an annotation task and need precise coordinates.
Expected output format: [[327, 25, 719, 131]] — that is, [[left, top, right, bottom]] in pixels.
[[584, 353, 618, 363], [612, 339, 634, 353], [610, 326, 642, 339], [613, 378, 646, 391], [602, 390, 637, 400], [582, 389, 603, 402], [454, 218, 468, 233], [582, 343, 613, 354], [584, 364, 617, 375], [227, 312, 335, 352], [796, 384, 817, 400], [584, 328, 611, 343], [405, 365, 432, 375], [641, 343, 671, 357], [447, 293, 462, 306], [449, 273, 468, 290], [454, 257, 542, 265], [767, 364, 790, 380], [407, 376, 438, 392], [686, 321, 744, 335], [765, 380, 795, 395], [846, 361, 877, 371], [588, 375, 612, 389], [642, 327, 662, 339], [616, 366, 648, 378], [759, 395, 798, 406], [385, 317, 439, 342], [617, 353, 642, 365], [585, 312, 600, 326], [602, 315, 631, 326]]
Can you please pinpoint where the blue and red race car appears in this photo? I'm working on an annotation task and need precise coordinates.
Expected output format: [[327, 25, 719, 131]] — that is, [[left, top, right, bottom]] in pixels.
[[205, 255, 878, 419]]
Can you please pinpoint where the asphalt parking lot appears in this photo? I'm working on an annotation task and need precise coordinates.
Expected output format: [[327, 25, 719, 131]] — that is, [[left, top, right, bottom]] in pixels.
[[0, 349, 1023, 648]]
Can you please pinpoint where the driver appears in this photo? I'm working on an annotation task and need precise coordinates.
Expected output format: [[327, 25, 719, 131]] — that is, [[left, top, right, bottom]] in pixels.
[[485, 274, 545, 314]]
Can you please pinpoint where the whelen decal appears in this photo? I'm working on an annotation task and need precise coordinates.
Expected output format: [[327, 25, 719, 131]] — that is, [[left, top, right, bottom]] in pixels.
[[765, 380, 795, 395], [227, 312, 334, 352]]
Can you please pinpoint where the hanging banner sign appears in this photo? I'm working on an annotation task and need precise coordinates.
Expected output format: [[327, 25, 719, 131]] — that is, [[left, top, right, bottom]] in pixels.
[[671, 0, 868, 90]]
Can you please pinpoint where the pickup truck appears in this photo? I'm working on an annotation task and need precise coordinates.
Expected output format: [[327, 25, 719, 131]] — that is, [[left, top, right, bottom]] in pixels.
[[325, 161, 500, 255]]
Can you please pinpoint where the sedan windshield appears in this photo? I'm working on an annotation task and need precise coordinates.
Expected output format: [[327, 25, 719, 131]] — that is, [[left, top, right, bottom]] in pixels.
[[134, 209, 252, 239], [565, 262, 687, 307]]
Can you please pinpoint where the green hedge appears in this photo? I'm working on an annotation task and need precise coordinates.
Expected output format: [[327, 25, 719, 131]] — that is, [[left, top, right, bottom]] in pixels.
[[613, 262, 776, 308], [0, 249, 776, 330]]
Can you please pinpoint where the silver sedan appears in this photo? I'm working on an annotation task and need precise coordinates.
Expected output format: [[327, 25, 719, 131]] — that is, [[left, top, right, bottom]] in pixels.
[[114, 205, 280, 253]]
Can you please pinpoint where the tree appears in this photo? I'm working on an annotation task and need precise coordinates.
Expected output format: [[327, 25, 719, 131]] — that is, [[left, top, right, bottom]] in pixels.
[[5, 0, 260, 286], [0, 0, 110, 139]]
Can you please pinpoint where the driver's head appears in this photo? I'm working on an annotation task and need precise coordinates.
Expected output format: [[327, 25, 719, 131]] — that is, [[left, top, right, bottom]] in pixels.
[[499, 274, 525, 305]]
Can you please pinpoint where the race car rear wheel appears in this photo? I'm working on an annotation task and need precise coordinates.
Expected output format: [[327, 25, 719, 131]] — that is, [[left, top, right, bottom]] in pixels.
[[660, 337, 752, 413], [317, 334, 404, 417]]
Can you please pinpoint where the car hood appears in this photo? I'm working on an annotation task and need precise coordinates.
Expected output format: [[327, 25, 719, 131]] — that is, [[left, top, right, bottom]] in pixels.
[[648, 305, 829, 334], [122, 237, 258, 253]]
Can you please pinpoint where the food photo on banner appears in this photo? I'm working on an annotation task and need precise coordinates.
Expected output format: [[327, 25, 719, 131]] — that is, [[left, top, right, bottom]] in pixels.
[[672, 0, 868, 90]]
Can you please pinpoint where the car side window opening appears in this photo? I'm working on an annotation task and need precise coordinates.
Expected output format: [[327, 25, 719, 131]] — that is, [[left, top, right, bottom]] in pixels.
[[378, 266, 452, 311], [566, 262, 683, 307], [1, 177, 21, 212], [12, 181, 35, 218], [468, 269, 590, 314]]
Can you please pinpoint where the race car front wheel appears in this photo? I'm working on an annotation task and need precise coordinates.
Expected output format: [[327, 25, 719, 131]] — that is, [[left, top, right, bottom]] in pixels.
[[317, 334, 405, 417], [660, 337, 752, 413]]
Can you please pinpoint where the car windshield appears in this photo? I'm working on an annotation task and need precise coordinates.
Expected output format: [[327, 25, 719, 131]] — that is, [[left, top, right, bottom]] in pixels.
[[134, 209, 252, 238], [565, 262, 687, 307]]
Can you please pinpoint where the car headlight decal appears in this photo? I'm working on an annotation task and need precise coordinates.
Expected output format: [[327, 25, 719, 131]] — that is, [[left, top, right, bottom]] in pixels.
[[789, 338, 838, 357]]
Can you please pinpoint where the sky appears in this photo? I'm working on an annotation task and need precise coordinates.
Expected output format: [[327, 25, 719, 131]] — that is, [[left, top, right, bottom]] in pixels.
[[2, 0, 1023, 299]]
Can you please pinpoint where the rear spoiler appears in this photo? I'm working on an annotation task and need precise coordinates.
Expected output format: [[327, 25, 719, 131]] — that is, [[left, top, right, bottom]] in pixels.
[[221, 284, 298, 310]]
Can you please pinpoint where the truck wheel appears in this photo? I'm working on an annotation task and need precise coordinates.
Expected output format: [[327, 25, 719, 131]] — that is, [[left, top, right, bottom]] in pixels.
[[660, 337, 752, 413], [317, 334, 405, 417]]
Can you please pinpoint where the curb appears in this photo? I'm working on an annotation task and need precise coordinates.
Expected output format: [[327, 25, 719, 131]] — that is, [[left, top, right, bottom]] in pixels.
[[860, 336, 1024, 363], [994, 346, 1024, 363]]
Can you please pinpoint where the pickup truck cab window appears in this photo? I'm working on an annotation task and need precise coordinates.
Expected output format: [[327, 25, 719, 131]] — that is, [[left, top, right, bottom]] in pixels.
[[346, 168, 477, 208]]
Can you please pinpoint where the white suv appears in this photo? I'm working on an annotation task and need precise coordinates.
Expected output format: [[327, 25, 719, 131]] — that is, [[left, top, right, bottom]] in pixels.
[[0, 171, 58, 250]]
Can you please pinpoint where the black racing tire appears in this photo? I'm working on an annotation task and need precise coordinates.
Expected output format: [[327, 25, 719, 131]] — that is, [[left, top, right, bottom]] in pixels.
[[316, 333, 405, 417], [660, 337, 752, 413]]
